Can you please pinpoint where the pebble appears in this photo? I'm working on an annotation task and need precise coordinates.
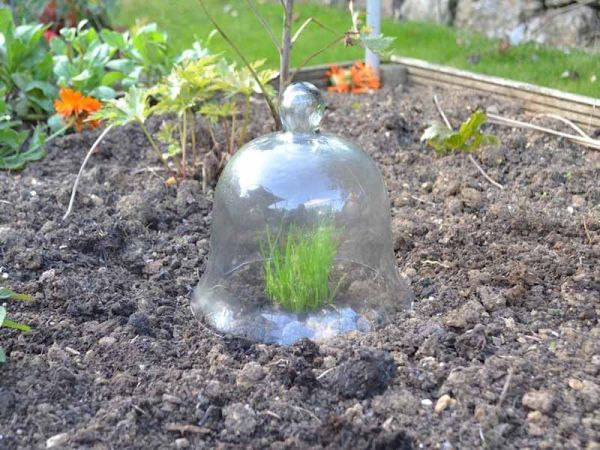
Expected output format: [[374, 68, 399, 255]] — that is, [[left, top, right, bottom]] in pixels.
[[477, 286, 506, 311], [522, 390, 554, 413], [569, 378, 584, 391], [223, 403, 257, 436], [322, 356, 337, 369], [98, 336, 116, 347], [434, 394, 456, 413], [46, 433, 69, 449], [236, 362, 266, 386], [444, 300, 486, 329], [421, 399, 433, 407], [527, 410, 543, 423], [39, 269, 56, 284], [175, 438, 190, 449], [461, 187, 483, 209]]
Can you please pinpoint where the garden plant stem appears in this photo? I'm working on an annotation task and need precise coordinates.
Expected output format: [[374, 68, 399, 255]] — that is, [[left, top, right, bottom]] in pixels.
[[63, 125, 114, 220], [433, 95, 504, 190]]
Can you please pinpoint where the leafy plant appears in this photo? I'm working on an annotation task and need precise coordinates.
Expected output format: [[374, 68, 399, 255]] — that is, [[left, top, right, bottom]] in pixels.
[[198, 0, 395, 128], [261, 220, 341, 313], [421, 110, 499, 155], [0, 286, 33, 364], [11, 0, 116, 30], [0, 8, 56, 120]]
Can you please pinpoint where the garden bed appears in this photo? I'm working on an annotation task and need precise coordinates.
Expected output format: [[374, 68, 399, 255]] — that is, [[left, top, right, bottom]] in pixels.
[[0, 84, 598, 449]]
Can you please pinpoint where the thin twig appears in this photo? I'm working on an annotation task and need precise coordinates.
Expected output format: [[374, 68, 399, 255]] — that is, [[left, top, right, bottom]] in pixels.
[[291, 17, 336, 45], [279, 0, 294, 95], [532, 113, 589, 139], [583, 218, 593, 245], [197, 0, 280, 128], [468, 154, 505, 190], [261, 410, 282, 420], [316, 366, 338, 380], [497, 367, 514, 407], [410, 195, 435, 207], [245, 0, 281, 51], [62, 125, 113, 221], [433, 95, 452, 128], [488, 113, 600, 151], [433, 96, 504, 190], [289, 35, 345, 84]]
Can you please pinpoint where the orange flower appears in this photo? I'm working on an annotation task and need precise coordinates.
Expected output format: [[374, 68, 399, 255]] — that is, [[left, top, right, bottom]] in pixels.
[[350, 62, 380, 94], [325, 62, 381, 94], [54, 88, 102, 132], [326, 65, 351, 93]]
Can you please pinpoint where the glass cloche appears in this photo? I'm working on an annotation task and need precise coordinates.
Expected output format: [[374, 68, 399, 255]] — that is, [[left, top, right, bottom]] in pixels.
[[192, 82, 412, 345]]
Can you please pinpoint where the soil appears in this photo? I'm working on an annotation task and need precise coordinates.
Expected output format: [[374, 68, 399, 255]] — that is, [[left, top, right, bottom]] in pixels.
[[1, 84, 599, 450]]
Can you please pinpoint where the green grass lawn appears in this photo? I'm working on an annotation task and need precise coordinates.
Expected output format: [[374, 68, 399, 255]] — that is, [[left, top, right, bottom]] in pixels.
[[116, 0, 600, 97]]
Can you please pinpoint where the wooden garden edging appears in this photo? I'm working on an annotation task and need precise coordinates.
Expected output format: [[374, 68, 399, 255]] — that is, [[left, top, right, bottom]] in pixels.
[[292, 57, 600, 129], [391, 56, 600, 129]]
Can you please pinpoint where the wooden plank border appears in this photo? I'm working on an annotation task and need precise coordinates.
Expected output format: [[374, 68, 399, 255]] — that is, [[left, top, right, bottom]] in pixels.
[[290, 57, 600, 129], [391, 56, 600, 129]]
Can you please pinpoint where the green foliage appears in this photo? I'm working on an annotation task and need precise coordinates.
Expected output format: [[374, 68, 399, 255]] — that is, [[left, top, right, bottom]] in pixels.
[[0, 287, 33, 364], [9, 0, 117, 29], [0, 8, 215, 171], [261, 220, 340, 313], [90, 86, 152, 126], [0, 8, 56, 120], [150, 55, 276, 179], [421, 111, 499, 155], [50, 19, 204, 99], [0, 117, 46, 169]]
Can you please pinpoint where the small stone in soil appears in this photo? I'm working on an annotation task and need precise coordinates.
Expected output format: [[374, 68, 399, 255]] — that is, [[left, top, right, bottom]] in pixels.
[[223, 403, 257, 436]]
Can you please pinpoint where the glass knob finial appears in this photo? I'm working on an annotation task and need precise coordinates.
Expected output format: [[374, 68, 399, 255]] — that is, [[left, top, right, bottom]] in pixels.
[[280, 82, 325, 133]]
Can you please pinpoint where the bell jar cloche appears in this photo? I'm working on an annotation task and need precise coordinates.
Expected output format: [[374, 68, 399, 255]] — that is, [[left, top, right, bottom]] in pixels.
[[192, 82, 413, 345]]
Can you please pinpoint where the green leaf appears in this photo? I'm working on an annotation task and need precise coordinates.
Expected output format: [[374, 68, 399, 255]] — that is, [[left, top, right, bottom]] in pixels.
[[0, 306, 5, 327], [2, 319, 32, 332], [90, 85, 116, 100], [91, 86, 151, 126], [72, 69, 92, 82], [101, 71, 124, 87], [101, 30, 127, 50], [360, 34, 395, 55], [0, 287, 31, 300], [0, 346, 5, 364], [106, 58, 135, 73], [421, 111, 499, 155]]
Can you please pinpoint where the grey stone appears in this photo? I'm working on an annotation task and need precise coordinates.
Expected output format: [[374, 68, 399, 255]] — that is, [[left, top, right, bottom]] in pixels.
[[236, 362, 267, 386], [524, 6, 600, 48], [523, 390, 554, 413], [223, 403, 257, 436], [399, 0, 454, 24], [380, 65, 408, 89], [455, 0, 543, 38]]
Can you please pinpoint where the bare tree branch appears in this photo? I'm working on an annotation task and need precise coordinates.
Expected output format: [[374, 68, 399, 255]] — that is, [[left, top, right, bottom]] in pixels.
[[197, 0, 280, 128]]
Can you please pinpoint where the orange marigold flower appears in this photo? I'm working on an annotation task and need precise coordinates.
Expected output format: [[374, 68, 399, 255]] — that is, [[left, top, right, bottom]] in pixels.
[[54, 88, 102, 132], [326, 65, 351, 93], [350, 62, 380, 94]]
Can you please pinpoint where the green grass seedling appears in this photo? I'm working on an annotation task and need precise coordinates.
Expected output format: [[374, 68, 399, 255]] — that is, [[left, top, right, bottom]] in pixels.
[[261, 221, 340, 313]]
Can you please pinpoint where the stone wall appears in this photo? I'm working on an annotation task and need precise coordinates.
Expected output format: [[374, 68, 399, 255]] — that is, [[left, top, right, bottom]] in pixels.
[[316, 0, 600, 48]]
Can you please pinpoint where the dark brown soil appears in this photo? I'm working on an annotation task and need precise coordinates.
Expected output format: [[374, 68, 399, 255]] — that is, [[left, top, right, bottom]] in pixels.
[[1, 84, 599, 450]]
